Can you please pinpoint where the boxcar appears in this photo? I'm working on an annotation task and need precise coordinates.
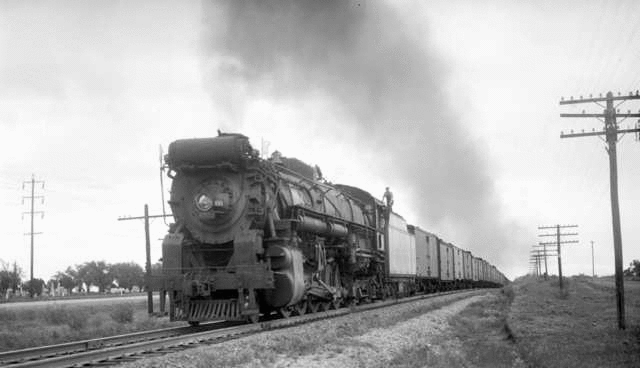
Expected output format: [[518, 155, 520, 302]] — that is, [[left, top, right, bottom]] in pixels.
[[414, 227, 440, 292], [462, 250, 473, 288], [438, 240, 455, 289], [387, 212, 416, 278], [472, 256, 481, 285], [479, 259, 489, 286], [452, 244, 464, 286]]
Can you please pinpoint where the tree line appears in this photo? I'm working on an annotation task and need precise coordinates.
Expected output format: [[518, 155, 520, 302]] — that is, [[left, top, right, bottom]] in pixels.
[[1, 259, 162, 298], [624, 259, 640, 278]]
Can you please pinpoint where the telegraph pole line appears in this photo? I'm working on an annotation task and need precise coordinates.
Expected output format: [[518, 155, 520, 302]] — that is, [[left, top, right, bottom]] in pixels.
[[118, 204, 172, 315], [559, 91, 640, 330], [591, 240, 595, 278], [543, 241, 548, 278], [22, 174, 44, 281], [529, 252, 540, 276], [529, 256, 541, 276], [530, 252, 548, 276], [531, 244, 558, 280], [538, 225, 578, 291]]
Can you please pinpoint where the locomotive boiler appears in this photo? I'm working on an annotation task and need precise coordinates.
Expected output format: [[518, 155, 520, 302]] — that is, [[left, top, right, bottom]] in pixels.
[[162, 133, 388, 323]]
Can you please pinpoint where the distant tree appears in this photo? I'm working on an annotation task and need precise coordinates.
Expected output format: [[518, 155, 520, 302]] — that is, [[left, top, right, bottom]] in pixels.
[[53, 268, 78, 294], [625, 260, 640, 277], [47, 278, 58, 294], [0, 261, 23, 296], [48, 278, 58, 289], [151, 261, 163, 277], [110, 262, 144, 291], [24, 278, 45, 297], [77, 261, 112, 292], [0, 263, 12, 297]]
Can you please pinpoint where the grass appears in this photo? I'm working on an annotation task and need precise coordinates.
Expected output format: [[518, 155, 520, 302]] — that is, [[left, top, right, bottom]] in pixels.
[[0, 298, 178, 351], [508, 275, 640, 368], [446, 286, 524, 368], [383, 286, 523, 368], [1, 293, 472, 358]]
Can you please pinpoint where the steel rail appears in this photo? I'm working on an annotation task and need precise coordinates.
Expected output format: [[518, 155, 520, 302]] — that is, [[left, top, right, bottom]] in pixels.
[[2, 289, 486, 368], [0, 321, 231, 366]]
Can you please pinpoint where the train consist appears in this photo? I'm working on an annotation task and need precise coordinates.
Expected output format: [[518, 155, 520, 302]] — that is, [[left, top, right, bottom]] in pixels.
[[161, 133, 507, 324]]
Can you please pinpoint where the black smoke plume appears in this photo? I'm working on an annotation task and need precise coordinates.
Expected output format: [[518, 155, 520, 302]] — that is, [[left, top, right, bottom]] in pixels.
[[201, 0, 529, 276]]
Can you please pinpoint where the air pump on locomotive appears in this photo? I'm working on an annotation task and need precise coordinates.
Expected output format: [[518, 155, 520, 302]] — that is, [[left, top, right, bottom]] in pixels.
[[162, 133, 392, 324]]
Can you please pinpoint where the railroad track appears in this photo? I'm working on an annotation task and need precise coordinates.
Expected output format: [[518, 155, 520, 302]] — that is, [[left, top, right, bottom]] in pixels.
[[0, 289, 485, 368]]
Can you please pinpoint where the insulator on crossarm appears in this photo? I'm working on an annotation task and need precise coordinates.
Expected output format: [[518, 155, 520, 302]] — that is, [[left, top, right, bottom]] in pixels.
[[636, 90, 639, 96], [582, 109, 585, 114], [599, 93, 603, 97], [580, 95, 583, 99], [618, 92, 621, 96], [561, 96, 564, 101], [570, 96, 574, 100], [590, 94, 593, 98]]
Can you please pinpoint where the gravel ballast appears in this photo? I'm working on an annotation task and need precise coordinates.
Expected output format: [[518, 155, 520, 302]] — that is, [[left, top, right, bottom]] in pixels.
[[121, 291, 493, 368]]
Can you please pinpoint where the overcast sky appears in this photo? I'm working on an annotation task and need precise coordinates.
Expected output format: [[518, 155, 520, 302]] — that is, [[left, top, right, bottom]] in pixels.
[[1, 0, 639, 281]]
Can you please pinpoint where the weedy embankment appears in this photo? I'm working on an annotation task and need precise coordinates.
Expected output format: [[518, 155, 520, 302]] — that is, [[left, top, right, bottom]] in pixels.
[[508, 275, 640, 368], [0, 299, 176, 351]]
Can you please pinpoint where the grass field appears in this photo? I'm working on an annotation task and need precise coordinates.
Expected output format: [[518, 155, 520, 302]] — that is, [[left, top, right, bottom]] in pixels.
[[508, 275, 640, 368], [0, 297, 177, 351]]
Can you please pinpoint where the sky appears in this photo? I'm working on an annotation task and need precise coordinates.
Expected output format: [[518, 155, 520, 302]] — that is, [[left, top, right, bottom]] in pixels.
[[1, 0, 639, 281]]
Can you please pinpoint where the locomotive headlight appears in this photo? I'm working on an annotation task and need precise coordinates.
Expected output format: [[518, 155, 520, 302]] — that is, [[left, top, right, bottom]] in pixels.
[[195, 193, 214, 211]]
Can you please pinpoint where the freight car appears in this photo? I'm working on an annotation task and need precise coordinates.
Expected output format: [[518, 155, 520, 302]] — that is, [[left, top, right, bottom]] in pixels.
[[161, 133, 507, 324]]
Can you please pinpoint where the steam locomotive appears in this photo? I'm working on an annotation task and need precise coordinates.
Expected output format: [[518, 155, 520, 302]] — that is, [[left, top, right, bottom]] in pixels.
[[161, 133, 506, 324]]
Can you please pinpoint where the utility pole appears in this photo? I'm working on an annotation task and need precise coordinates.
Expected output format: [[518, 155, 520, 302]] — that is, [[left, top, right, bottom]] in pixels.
[[22, 174, 44, 281], [532, 243, 558, 279], [538, 225, 578, 291], [529, 256, 541, 276], [118, 204, 171, 315], [529, 252, 541, 276], [543, 241, 548, 278], [528, 251, 538, 276], [591, 240, 595, 278], [530, 251, 543, 276], [559, 91, 640, 330]]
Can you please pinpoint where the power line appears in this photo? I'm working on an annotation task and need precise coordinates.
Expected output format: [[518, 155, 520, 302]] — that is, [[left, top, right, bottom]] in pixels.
[[22, 174, 44, 281], [538, 224, 579, 291], [530, 243, 558, 279], [559, 91, 640, 330], [118, 204, 172, 315]]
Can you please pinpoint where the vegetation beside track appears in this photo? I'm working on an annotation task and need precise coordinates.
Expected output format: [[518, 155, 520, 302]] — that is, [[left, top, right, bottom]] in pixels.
[[508, 275, 640, 368], [8, 278, 637, 367], [0, 298, 176, 351]]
